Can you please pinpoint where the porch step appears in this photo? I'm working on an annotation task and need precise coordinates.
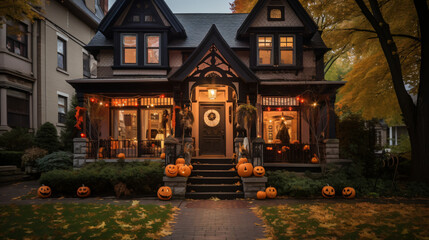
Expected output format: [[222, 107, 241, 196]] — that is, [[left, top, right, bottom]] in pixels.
[[191, 157, 234, 164], [191, 170, 237, 177], [185, 192, 244, 199], [187, 184, 242, 192], [188, 176, 241, 184], [192, 163, 235, 171]]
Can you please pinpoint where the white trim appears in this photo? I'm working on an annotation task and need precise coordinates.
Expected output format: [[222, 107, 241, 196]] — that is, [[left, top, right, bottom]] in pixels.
[[82, 48, 88, 54], [56, 32, 68, 41], [57, 91, 69, 98]]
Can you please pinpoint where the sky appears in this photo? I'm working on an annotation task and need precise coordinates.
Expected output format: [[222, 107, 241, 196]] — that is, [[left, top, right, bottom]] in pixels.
[[108, 0, 234, 13]]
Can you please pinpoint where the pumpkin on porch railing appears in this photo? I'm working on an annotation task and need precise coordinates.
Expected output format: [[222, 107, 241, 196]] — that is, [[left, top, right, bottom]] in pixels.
[[311, 154, 319, 164], [178, 165, 191, 177], [303, 145, 310, 151], [322, 185, 335, 198], [256, 191, 267, 200], [253, 166, 266, 177], [117, 153, 125, 160], [165, 164, 178, 177], [265, 187, 277, 199], [237, 163, 253, 177], [176, 158, 185, 165], [77, 184, 91, 198], [281, 146, 290, 152], [38, 185, 52, 198], [342, 187, 356, 199], [157, 186, 172, 201]]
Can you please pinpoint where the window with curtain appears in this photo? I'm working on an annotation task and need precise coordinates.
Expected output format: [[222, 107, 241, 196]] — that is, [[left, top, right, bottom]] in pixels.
[[258, 36, 273, 65], [145, 35, 160, 64], [280, 36, 295, 65], [122, 34, 137, 64]]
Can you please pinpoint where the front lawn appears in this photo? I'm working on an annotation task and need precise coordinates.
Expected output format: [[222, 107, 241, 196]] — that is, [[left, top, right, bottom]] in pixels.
[[255, 202, 429, 239], [0, 202, 176, 239]]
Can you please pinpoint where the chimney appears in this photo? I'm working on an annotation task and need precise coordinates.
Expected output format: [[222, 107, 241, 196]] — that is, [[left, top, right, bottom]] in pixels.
[[85, 0, 96, 13]]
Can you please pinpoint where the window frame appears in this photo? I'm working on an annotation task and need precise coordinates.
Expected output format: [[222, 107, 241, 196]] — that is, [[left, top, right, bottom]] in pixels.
[[57, 95, 68, 124], [279, 35, 296, 66], [144, 33, 161, 66], [6, 22, 28, 58], [120, 33, 138, 65], [256, 34, 274, 66], [57, 37, 67, 71]]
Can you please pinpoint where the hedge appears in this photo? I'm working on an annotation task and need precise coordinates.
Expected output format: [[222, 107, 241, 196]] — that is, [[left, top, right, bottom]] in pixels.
[[39, 161, 164, 197], [0, 151, 24, 168]]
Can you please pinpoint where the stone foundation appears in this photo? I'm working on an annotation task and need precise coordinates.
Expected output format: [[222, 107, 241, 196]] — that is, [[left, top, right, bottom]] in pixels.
[[323, 139, 340, 164], [241, 176, 267, 198], [73, 138, 88, 169], [163, 176, 187, 198]]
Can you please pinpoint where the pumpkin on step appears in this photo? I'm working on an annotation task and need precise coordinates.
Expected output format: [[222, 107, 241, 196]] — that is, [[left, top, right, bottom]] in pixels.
[[256, 191, 267, 200], [253, 166, 265, 177], [237, 163, 253, 177], [38, 185, 52, 198], [165, 164, 178, 177], [176, 158, 185, 165], [178, 165, 191, 177], [265, 187, 277, 198], [236, 158, 248, 169], [157, 186, 172, 201], [77, 184, 91, 198], [322, 185, 335, 198]]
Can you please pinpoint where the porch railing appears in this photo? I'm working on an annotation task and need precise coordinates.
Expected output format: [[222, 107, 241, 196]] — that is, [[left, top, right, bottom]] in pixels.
[[264, 143, 325, 164], [86, 139, 162, 159]]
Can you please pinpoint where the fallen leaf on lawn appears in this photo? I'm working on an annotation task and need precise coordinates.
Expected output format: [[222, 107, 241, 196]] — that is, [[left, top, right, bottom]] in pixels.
[[62, 224, 69, 229], [402, 229, 409, 234], [89, 221, 106, 229], [131, 200, 139, 207], [234, 182, 241, 186], [159, 229, 173, 237]]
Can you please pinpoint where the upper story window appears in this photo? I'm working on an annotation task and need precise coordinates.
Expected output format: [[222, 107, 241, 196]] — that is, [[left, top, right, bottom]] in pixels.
[[121, 34, 137, 65], [280, 35, 295, 65], [267, 6, 285, 21], [258, 36, 273, 65], [145, 34, 160, 65], [57, 37, 67, 70], [6, 22, 28, 58]]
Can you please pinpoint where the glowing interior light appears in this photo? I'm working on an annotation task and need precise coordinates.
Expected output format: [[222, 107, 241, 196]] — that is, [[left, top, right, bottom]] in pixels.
[[208, 89, 217, 100]]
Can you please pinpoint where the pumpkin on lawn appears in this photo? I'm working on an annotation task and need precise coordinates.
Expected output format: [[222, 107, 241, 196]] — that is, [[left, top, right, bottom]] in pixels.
[[253, 166, 266, 177], [176, 158, 185, 165], [38, 185, 52, 198], [178, 165, 191, 177], [157, 186, 172, 201], [117, 153, 125, 160], [322, 185, 335, 198], [237, 163, 253, 177], [165, 164, 178, 177], [342, 187, 356, 199], [265, 187, 277, 199], [311, 154, 319, 164], [256, 191, 267, 200], [77, 184, 91, 198]]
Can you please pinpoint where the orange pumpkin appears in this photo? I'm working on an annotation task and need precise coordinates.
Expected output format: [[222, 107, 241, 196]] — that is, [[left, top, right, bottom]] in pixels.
[[178, 165, 191, 177], [256, 191, 267, 200], [311, 154, 319, 164], [117, 153, 125, 160], [253, 166, 266, 177], [265, 187, 277, 198], [176, 158, 185, 165], [237, 163, 253, 177], [157, 186, 172, 200], [322, 185, 335, 198], [77, 184, 91, 198], [291, 140, 299, 144], [188, 164, 193, 170], [342, 187, 356, 199], [303, 145, 310, 151], [165, 164, 178, 177], [281, 146, 289, 152], [38, 185, 52, 198], [236, 158, 248, 170], [160, 153, 166, 159]]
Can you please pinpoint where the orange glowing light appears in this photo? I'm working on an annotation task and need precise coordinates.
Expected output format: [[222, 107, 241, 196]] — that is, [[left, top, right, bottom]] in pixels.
[[289, 107, 292, 111], [80, 133, 86, 138], [90, 98, 95, 103], [300, 99, 304, 103]]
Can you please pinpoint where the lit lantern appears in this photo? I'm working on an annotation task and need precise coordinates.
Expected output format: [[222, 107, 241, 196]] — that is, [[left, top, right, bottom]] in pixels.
[[267, 107, 271, 111], [80, 133, 86, 138], [105, 103, 109, 107], [208, 88, 217, 100], [90, 98, 95, 103], [300, 99, 304, 103]]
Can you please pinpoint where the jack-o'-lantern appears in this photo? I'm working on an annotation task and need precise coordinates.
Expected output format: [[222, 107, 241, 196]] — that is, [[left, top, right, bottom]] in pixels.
[[303, 145, 310, 151], [38, 185, 52, 198], [165, 164, 178, 177], [77, 184, 91, 198], [291, 140, 299, 144], [311, 154, 319, 164], [265, 187, 277, 198], [281, 146, 289, 152], [253, 166, 266, 177], [342, 187, 356, 199], [236, 158, 248, 169], [157, 186, 172, 200], [176, 158, 185, 165], [322, 185, 335, 198], [237, 163, 253, 177], [117, 153, 125, 160], [160, 153, 165, 159], [178, 165, 191, 177], [256, 191, 267, 200]]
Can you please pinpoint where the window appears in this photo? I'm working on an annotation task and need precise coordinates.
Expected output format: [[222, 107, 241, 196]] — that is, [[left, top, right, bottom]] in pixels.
[[145, 34, 160, 64], [132, 15, 140, 22], [6, 22, 28, 57], [58, 95, 67, 124], [280, 36, 295, 65], [267, 6, 284, 21], [144, 15, 155, 22], [257, 36, 273, 65], [57, 38, 67, 70], [263, 110, 298, 143], [122, 34, 137, 64], [7, 90, 29, 128], [83, 52, 90, 77]]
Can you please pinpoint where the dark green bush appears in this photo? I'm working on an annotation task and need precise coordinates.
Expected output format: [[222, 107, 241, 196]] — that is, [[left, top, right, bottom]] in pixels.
[[0, 151, 24, 167], [37, 151, 73, 172], [60, 96, 78, 152], [0, 128, 33, 151], [39, 161, 164, 196], [35, 122, 61, 153]]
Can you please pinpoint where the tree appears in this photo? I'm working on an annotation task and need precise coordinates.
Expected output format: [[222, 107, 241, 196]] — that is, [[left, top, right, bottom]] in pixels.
[[0, 0, 42, 25], [35, 122, 61, 153]]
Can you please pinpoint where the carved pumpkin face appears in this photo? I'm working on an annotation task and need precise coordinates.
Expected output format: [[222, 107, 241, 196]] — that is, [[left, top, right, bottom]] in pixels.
[[178, 165, 191, 177], [256, 191, 267, 200], [117, 153, 125, 160], [238, 163, 253, 177], [236, 158, 248, 170], [342, 187, 356, 199], [311, 154, 319, 164], [38, 185, 51, 198], [176, 158, 185, 165], [160, 153, 165, 159], [77, 185, 91, 198], [157, 186, 172, 200], [322, 185, 335, 198], [265, 187, 277, 198], [165, 164, 178, 177], [253, 166, 266, 177]]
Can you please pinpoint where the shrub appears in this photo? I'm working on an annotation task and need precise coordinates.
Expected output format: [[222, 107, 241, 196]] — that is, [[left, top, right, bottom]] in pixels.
[[0, 128, 33, 151], [37, 151, 73, 172], [35, 122, 61, 153], [21, 147, 48, 167], [0, 151, 24, 167], [39, 161, 164, 196], [267, 171, 324, 197]]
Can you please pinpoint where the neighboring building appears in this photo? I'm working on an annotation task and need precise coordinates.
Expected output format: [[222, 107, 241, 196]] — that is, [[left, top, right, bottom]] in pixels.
[[0, 0, 104, 134], [68, 0, 344, 161]]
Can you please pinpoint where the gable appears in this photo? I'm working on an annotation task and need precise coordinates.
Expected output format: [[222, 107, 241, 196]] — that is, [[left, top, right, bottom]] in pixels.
[[113, 0, 169, 27], [250, 0, 303, 28]]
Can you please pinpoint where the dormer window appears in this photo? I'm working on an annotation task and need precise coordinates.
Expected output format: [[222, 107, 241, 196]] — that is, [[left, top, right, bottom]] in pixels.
[[118, 33, 163, 67], [255, 34, 296, 67], [145, 34, 160, 65], [280, 35, 295, 65], [121, 34, 137, 65], [267, 6, 285, 21], [258, 36, 273, 65]]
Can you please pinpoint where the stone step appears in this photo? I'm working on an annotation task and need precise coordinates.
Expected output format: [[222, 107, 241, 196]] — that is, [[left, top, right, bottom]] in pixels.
[[185, 192, 244, 199], [191, 170, 238, 177], [188, 176, 241, 184], [187, 184, 242, 192], [192, 163, 235, 171], [191, 157, 234, 164]]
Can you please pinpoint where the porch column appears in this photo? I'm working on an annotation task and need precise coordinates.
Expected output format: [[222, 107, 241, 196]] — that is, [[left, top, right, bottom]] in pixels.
[[173, 86, 182, 139], [327, 94, 337, 139], [0, 88, 9, 133], [249, 92, 257, 139]]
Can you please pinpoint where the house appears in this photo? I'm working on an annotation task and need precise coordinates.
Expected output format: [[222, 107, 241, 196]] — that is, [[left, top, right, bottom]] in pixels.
[[0, 0, 104, 134], [68, 0, 344, 166]]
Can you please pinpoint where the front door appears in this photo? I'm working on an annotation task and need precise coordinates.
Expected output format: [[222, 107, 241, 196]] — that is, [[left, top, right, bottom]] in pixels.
[[199, 103, 226, 155]]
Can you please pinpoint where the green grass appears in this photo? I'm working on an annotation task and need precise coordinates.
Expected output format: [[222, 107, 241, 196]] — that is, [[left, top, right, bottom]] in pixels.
[[0, 202, 175, 240], [256, 202, 429, 240]]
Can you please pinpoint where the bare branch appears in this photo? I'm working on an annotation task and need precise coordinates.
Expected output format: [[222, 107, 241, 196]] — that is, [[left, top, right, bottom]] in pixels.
[[340, 28, 421, 42]]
